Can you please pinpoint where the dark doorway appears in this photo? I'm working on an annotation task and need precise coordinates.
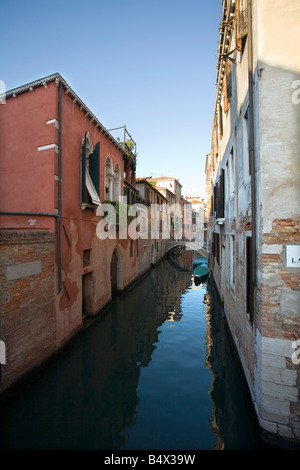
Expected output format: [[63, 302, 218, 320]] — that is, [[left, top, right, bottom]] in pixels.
[[82, 272, 93, 317]]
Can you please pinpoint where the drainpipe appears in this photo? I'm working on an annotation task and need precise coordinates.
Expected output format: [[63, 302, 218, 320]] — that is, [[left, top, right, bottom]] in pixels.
[[57, 81, 62, 293], [248, 0, 256, 322]]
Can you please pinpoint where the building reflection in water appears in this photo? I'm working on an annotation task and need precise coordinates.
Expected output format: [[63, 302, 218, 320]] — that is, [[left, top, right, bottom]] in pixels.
[[204, 290, 224, 450], [0, 249, 261, 450], [168, 248, 261, 450], [203, 278, 261, 450]]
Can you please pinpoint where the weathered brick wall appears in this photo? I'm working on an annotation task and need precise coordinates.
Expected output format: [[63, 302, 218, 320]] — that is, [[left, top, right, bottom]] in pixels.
[[257, 216, 300, 442], [260, 217, 300, 339], [0, 230, 56, 391]]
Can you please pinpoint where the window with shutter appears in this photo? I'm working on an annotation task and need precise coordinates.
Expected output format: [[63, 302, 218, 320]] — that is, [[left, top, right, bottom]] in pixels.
[[223, 61, 232, 114], [213, 185, 217, 214], [132, 191, 136, 205], [216, 169, 224, 219], [80, 134, 100, 207], [81, 136, 87, 204], [219, 169, 225, 218], [218, 104, 223, 139], [89, 142, 100, 196], [213, 171, 225, 220], [123, 186, 130, 203], [236, 0, 248, 51]]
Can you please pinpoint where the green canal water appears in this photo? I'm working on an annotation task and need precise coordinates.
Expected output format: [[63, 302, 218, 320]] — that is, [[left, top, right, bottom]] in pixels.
[[0, 251, 263, 450]]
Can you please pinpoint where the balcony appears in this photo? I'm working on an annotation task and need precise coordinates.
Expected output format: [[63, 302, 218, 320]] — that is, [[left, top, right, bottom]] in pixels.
[[108, 125, 137, 171]]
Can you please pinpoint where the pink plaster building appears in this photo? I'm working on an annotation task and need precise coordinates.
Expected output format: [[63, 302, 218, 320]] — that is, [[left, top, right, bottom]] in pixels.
[[0, 73, 166, 391]]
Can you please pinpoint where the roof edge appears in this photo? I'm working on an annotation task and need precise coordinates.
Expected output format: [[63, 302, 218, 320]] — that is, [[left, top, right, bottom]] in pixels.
[[5, 73, 125, 154]]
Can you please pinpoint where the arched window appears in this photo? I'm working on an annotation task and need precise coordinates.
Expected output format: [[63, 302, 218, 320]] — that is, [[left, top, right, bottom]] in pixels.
[[113, 163, 121, 201], [80, 133, 100, 206], [105, 156, 114, 200]]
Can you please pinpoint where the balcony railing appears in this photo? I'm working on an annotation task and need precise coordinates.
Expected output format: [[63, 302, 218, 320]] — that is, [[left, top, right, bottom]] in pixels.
[[108, 125, 137, 170]]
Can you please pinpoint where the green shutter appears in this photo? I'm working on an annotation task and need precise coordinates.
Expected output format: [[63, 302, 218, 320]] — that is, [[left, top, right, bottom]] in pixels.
[[123, 185, 130, 202], [89, 141, 100, 196], [81, 136, 87, 203]]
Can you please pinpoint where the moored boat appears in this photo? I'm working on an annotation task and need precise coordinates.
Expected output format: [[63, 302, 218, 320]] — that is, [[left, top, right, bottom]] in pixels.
[[192, 257, 208, 268], [193, 263, 209, 281]]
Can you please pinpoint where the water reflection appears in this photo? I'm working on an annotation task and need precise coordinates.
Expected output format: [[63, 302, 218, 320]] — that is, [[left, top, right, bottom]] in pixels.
[[204, 279, 262, 450], [0, 250, 261, 450]]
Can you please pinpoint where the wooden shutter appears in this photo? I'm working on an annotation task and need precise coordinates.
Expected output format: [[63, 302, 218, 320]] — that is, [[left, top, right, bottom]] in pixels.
[[236, 0, 248, 50], [213, 185, 217, 214], [226, 68, 232, 103], [224, 61, 232, 112], [89, 141, 100, 197], [80, 135, 87, 203], [214, 171, 224, 219], [219, 169, 224, 218], [123, 185, 130, 202], [218, 104, 223, 139]]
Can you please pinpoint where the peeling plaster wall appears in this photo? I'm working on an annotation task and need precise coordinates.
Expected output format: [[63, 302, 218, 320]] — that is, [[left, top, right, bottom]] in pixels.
[[255, 0, 300, 226], [253, 0, 300, 443]]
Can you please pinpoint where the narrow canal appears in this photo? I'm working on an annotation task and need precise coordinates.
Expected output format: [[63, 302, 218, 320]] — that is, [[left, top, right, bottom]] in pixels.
[[0, 250, 263, 450]]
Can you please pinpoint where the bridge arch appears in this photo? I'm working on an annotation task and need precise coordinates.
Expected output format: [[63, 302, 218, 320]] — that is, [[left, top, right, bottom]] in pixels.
[[165, 241, 208, 258]]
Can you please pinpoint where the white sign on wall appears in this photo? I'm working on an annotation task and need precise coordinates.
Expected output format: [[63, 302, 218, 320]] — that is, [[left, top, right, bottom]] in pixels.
[[286, 245, 300, 268]]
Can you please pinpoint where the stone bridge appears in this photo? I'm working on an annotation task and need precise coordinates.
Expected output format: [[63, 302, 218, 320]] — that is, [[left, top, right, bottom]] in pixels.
[[166, 240, 208, 258]]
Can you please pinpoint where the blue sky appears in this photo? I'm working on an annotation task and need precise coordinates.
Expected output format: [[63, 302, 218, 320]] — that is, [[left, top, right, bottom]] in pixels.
[[1, 0, 221, 198]]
